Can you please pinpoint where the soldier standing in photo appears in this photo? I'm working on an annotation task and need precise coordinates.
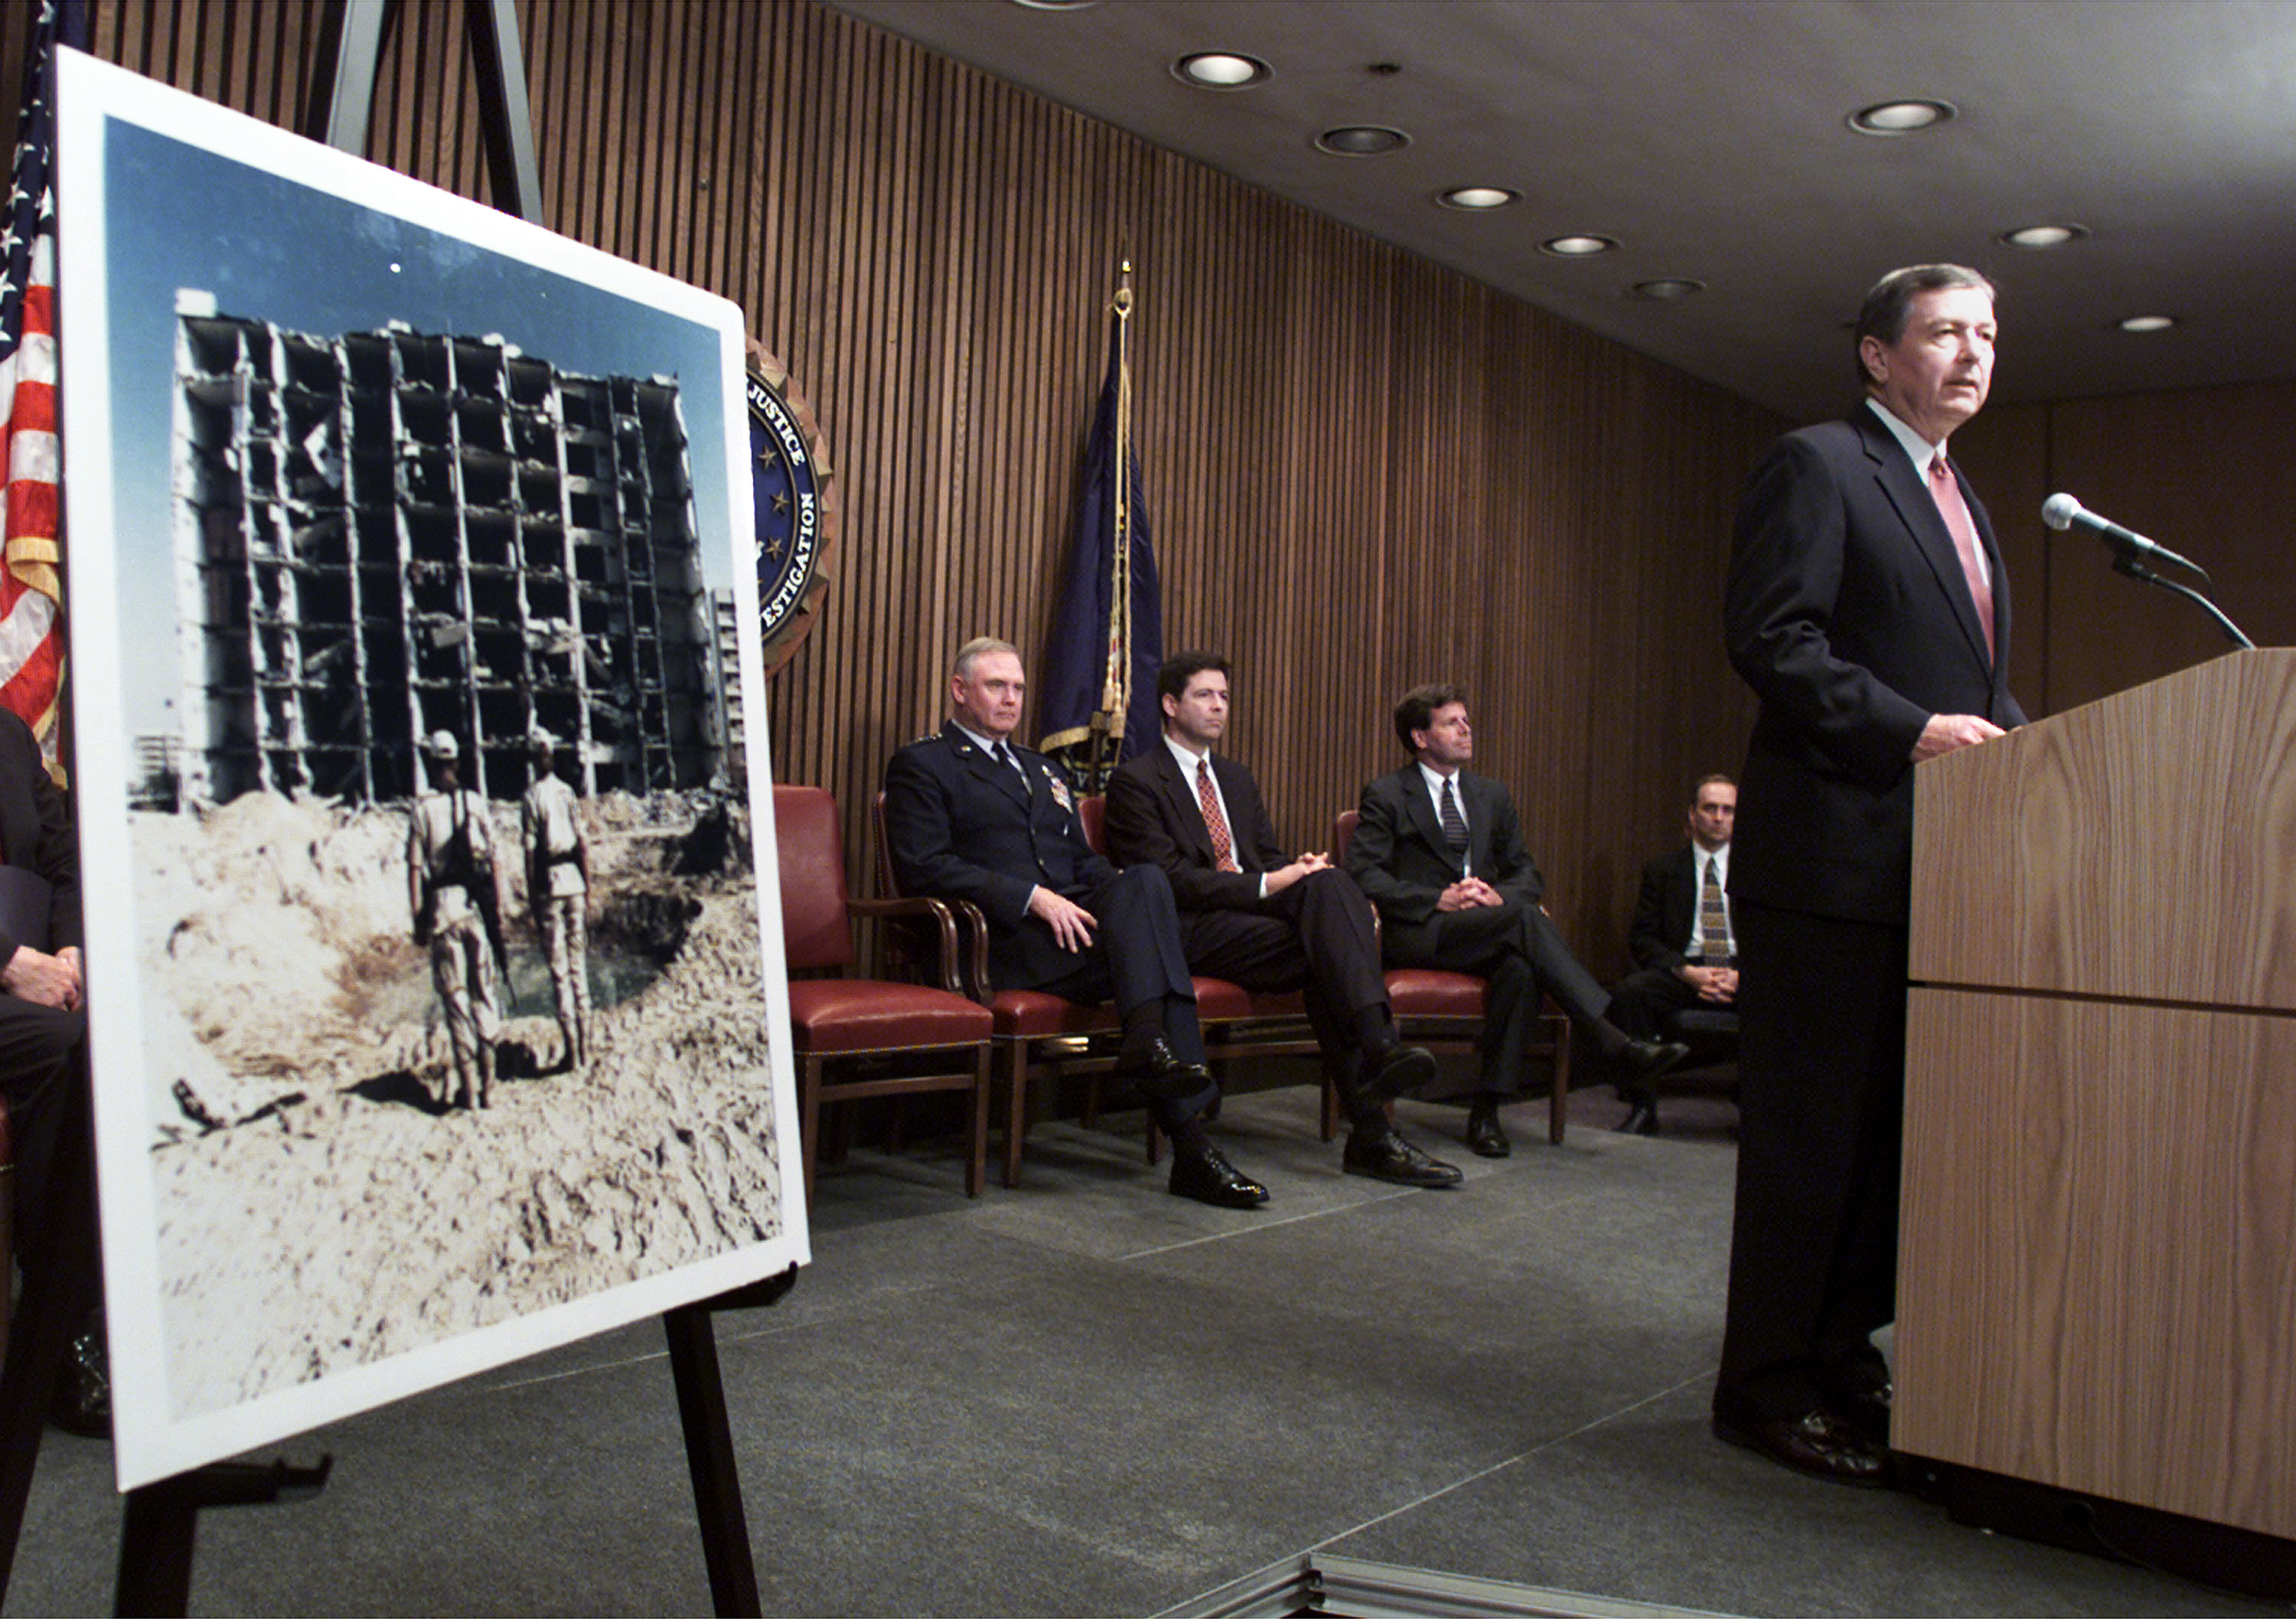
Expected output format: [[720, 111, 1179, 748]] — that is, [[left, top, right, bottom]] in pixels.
[[409, 730, 507, 1109], [520, 728, 592, 1074]]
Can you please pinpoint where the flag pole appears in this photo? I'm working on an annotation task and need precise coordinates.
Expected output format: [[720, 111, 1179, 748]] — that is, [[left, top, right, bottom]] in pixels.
[[1091, 259, 1133, 782], [1040, 255, 1160, 792]]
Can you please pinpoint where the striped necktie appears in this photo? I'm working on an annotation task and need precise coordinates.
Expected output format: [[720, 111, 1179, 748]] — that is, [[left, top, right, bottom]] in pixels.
[[1700, 854, 1732, 965], [1439, 778, 1468, 858]]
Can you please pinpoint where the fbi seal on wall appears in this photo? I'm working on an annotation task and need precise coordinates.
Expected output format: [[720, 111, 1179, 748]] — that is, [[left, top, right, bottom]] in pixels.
[[748, 341, 837, 679]]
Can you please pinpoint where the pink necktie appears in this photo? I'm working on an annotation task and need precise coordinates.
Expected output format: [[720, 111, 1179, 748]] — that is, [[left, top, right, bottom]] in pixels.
[[1929, 454, 1994, 664]]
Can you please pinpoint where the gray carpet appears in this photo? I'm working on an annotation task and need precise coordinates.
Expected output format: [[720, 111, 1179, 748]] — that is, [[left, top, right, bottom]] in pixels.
[[2, 1077, 2274, 1616]]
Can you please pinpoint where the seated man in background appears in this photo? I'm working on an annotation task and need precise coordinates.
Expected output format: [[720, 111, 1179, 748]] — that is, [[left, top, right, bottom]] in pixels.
[[1345, 684, 1688, 1157], [884, 638, 1268, 1209], [1609, 774, 1738, 1131], [0, 705, 105, 1437], [1105, 651, 1458, 1188]]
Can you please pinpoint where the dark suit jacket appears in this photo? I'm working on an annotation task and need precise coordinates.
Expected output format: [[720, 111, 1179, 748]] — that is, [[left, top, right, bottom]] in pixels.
[[882, 721, 1115, 990], [1628, 844, 1707, 974], [1345, 764, 1543, 946], [1724, 406, 2025, 925], [1103, 746, 1287, 909], [0, 707, 79, 967]]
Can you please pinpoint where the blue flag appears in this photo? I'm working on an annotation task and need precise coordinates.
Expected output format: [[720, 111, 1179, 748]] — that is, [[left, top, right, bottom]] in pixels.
[[1039, 289, 1161, 790]]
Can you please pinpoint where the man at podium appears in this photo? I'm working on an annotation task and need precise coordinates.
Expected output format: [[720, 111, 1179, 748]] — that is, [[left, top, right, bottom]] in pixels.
[[1714, 265, 2027, 1484]]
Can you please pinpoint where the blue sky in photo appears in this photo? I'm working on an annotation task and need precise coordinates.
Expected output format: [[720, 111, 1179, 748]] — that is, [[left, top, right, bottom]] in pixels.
[[99, 116, 739, 739]]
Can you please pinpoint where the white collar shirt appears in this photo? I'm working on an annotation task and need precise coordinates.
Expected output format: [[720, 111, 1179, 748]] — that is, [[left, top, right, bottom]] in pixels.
[[1867, 397, 1990, 587], [954, 722, 1026, 775]]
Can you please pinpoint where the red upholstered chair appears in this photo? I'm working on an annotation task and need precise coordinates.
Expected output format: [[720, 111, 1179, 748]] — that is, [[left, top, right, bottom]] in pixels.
[[776, 786, 992, 1204], [1332, 810, 1572, 1146]]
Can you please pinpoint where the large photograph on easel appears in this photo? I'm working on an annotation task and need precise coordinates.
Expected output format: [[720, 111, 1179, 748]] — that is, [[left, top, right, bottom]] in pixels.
[[54, 51, 809, 1490]]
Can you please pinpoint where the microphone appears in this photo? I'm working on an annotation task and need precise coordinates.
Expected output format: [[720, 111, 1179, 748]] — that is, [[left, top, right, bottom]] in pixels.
[[2041, 493, 2210, 582]]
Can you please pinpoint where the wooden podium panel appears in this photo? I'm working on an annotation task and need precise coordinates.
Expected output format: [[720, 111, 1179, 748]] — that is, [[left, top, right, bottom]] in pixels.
[[1909, 648, 2296, 1011], [1900, 987, 2296, 1539], [1903, 649, 2296, 1556]]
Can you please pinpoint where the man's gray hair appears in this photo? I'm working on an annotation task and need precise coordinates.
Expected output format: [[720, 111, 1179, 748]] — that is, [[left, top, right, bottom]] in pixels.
[[1854, 264, 1994, 387], [952, 636, 1019, 679]]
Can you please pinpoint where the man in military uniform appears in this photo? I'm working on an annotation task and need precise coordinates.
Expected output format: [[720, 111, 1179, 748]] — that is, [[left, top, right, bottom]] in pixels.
[[409, 730, 507, 1109], [882, 637, 1269, 1208], [520, 729, 592, 1074]]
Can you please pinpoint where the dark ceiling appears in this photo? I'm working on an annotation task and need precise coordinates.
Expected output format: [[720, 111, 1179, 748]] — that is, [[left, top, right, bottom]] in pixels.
[[832, 0, 2296, 422]]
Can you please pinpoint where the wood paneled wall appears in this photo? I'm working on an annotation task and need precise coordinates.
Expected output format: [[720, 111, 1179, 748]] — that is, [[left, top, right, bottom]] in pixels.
[[1952, 381, 2296, 722], [68, 0, 1790, 970]]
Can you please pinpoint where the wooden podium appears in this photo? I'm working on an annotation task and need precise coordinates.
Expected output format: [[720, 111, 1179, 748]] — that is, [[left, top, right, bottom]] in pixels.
[[1898, 648, 2296, 1558]]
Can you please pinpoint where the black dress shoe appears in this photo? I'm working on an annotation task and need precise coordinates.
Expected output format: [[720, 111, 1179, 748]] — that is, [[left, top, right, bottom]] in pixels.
[[1615, 1085, 1658, 1135], [1342, 1128, 1462, 1187], [1615, 1036, 1691, 1088], [1711, 1408, 1889, 1487], [1357, 1042, 1437, 1106], [1168, 1138, 1268, 1207], [1463, 1098, 1512, 1157], [1117, 1038, 1215, 1103]]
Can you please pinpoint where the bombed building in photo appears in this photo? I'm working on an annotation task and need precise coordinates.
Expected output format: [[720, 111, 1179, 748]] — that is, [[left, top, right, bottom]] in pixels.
[[169, 291, 729, 806]]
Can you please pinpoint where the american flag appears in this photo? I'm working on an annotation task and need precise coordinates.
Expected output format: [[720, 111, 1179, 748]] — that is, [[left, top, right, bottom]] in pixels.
[[0, 0, 86, 778]]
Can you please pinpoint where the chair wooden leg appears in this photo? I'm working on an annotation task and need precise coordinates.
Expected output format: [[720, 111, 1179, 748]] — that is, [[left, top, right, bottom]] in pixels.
[[799, 1053, 822, 1206], [1548, 1014, 1572, 1146], [965, 1044, 990, 1198], [1000, 1040, 1030, 1189]]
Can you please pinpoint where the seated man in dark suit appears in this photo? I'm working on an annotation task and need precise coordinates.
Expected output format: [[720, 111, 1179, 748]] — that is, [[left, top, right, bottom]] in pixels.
[[884, 638, 1267, 1208], [1609, 774, 1738, 1130], [1105, 651, 1457, 1188], [0, 705, 104, 1436], [1345, 684, 1688, 1157]]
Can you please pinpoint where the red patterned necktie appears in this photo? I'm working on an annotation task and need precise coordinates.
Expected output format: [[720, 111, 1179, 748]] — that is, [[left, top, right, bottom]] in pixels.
[[1197, 759, 1239, 873], [1929, 454, 1995, 664]]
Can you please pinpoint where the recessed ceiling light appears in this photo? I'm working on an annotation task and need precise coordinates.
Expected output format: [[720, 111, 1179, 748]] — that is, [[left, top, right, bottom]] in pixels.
[[1540, 234, 1619, 257], [1999, 224, 2088, 249], [1848, 99, 1955, 135], [2118, 314, 2177, 333], [1437, 186, 1518, 211], [1174, 51, 1270, 89], [1631, 278, 1705, 300], [1316, 125, 1409, 155], [1009, 0, 1097, 9]]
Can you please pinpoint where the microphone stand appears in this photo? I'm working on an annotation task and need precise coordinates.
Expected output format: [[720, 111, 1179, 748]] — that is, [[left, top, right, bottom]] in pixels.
[[2113, 555, 2255, 650]]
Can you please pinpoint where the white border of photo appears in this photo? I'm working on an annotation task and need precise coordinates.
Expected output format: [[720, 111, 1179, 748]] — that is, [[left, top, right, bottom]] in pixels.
[[53, 47, 807, 1493]]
